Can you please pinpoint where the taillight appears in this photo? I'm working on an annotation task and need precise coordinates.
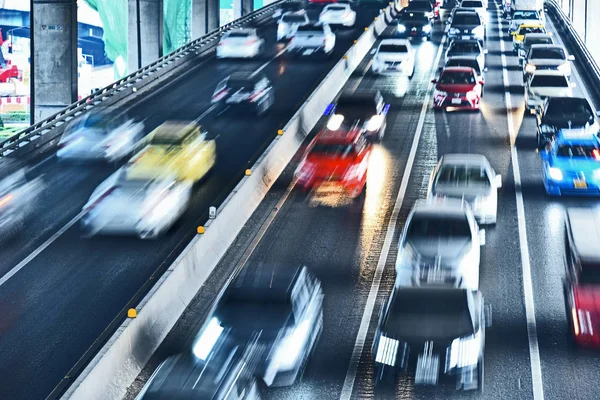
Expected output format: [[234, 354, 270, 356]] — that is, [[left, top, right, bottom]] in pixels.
[[85, 186, 118, 212], [0, 193, 14, 209], [593, 149, 600, 161], [245, 39, 258, 45]]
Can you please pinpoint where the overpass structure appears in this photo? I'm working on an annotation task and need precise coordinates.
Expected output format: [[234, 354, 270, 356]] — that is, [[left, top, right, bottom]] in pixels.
[[1, 1, 600, 399]]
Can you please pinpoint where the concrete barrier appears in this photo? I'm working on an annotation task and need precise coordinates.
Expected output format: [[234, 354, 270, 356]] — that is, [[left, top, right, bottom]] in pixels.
[[61, 7, 392, 400]]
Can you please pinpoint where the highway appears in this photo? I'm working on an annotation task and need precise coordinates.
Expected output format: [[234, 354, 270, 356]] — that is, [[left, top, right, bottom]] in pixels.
[[0, 6, 382, 400], [122, 1, 600, 400]]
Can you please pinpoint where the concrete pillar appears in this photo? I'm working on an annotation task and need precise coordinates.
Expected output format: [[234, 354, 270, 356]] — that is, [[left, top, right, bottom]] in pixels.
[[32, 0, 78, 123], [243, 0, 253, 16], [234, 0, 253, 18], [127, 0, 163, 75], [207, 0, 219, 31], [191, 0, 208, 39]]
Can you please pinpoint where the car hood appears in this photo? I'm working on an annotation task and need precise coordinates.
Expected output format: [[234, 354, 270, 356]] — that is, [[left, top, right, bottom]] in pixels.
[[432, 185, 490, 200], [436, 83, 477, 93], [528, 59, 567, 67]]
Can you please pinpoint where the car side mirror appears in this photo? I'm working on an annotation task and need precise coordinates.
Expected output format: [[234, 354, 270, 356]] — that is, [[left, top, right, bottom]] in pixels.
[[568, 55, 575, 61], [483, 49, 488, 54], [479, 229, 486, 246], [494, 174, 502, 189], [479, 79, 485, 85], [431, 79, 438, 83], [484, 303, 492, 328]]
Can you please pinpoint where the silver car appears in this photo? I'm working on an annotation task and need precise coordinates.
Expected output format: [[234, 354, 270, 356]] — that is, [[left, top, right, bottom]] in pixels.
[[80, 168, 192, 239], [57, 111, 145, 163], [427, 154, 502, 224], [395, 198, 485, 291], [522, 44, 575, 82], [525, 70, 574, 112], [277, 10, 309, 41]]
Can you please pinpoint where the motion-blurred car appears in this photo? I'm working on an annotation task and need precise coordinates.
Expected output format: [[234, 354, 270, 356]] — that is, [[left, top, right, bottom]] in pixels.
[[518, 32, 553, 62], [137, 333, 263, 400], [432, 66, 484, 111], [508, 9, 543, 33], [522, 44, 574, 82], [217, 29, 265, 59], [277, 10, 309, 41], [0, 160, 43, 240], [524, 70, 573, 113], [535, 97, 600, 147], [57, 112, 145, 163], [445, 39, 487, 72], [447, 10, 485, 43], [401, 0, 436, 20], [212, 72, 274, 116], [511, 22, 547, 52], [326, 90, 389, 142], [319, 3, 356, 27], [80, 168, 192, 238], [128, 121, 216, 183], [191, 264, 323, 387], [272, 0, 303, 19], [395, 198, 485, 290], [563, 208, 600, 347], [287, 23, 336, 57], [295, 125, 371, 198], [373, 287, 491, 390], [371, 39, 415, 77], [427, 154, 501, 224], [397, 11, 433, 40], [458, 0, 487, 24], [540, 128, 600, 196]]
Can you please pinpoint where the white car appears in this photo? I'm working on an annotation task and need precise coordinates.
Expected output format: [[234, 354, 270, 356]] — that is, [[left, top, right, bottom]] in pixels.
[[80, 168, 192, 239], [371, 39, 415, 77], [319, 4, 356, 27], [525, 70, 574, 112], [395, 198, 485, 291], [522, 44, 574, 82], [277, 10, 309, 41], [458, 0, 488, 25], [287, 23, 336, 57], [57, 112, 145, 163], [216, 29, 264, 59], [427, 154, 502, 224]]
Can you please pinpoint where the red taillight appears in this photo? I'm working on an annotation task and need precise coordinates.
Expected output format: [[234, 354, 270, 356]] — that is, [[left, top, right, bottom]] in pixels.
[[593, 149, 600, 161], [85, 186, 118, 212], [0, 193, 14, 208]]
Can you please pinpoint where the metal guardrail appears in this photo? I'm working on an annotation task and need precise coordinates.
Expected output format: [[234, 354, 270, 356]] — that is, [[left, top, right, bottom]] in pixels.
[[0, 0, 285, 160]]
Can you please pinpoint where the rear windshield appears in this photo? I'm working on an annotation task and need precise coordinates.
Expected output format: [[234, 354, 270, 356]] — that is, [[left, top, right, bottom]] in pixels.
[[518, 26, 545, 35], [446, 59, 481, 73], [580, 263, 600, 284], [449, 42, 480, 53], [461, 0, 483, 7], [82, 114, 110, 131], [435, 165, 490, 187], [379, 44, 408, 53], [547, 98, 593, 117], [407, 213, 472, 240], [439, 71, 476, 84], [227, 79, 254, 91], [296, 25, 323, 33], [406, 1, 432, 11], [401, 12, 429, 22], [514, 11, 540, 19], [556, 145, 600, 159], [282, 14, 306, 23], [525, 37, 553, 46], [228, 31, 251, 38], [452, 13, 481, 25], [530, 75, 569, 87], [530, 47, 565, 60], [310, 143, 354, 158], [326, 5, 347, 10]]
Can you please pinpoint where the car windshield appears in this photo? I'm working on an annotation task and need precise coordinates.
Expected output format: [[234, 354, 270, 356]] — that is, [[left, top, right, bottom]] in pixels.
[[525, 37, 553, 46], [326, 5, 347, 11], [406, 1, 432, 11], [461, 0, 483, 7], [530, 75, 569, 87], [452, 14, 481, 25], [519, 26, 545, 34], [449, 42, 480, 53], [297, 25, 323, 33], [82, 114, 110, 131], [310, 143, 354, 158], [530, 47, 565, 60], [547, 98, 593, 117], [579, 262, 600, 284], [439, 71, 476, 84], [514, 11, 539, 19], [282, 14, 306, 23], [446, 59, 481, 74], [435, 165, 490, 187], [401, 12, 429, 22], [407, 213, 472, 240], [379, 44, 408, 53], [556, 144, 600, 159]]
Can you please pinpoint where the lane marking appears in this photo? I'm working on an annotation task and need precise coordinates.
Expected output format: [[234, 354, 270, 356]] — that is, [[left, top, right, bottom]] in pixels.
[[496, 5, 545, 400], [339, 26, 448, 400], [0, 211, 86, 287], [249, 47, 288, 78]]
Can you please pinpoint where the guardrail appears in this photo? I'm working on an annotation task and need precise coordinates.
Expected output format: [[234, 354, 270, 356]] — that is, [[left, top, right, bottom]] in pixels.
[[545, 0, 600, 103], [0, 0, 285, 162]]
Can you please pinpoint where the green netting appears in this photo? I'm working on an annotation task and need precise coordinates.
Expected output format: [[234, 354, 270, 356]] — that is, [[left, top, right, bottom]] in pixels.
[[164, 0, 191, 54]]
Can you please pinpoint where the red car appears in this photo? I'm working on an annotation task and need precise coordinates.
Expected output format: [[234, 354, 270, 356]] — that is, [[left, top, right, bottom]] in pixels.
[[295, 124, 370, 198], [564, 208, 600, 347], [432, 66, 484, 111]]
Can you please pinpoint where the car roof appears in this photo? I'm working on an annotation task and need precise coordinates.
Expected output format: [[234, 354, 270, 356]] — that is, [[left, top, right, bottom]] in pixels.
[[380, 38, 410, 46], [567, 208, 600, 265], [440, 153, 490, 167], [412, 198, 472, 216], [150, 121, 199, 142], [226, 264, 302, 301], [441, 66, 476, 73], [338, 90, 382, 102]]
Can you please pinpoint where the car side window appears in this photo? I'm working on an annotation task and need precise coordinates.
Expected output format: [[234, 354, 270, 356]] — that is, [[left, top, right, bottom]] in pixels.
[[291, 279, 310, 318]]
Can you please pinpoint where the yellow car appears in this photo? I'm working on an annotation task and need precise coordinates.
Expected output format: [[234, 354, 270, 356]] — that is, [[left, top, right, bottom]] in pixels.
[[512, 23, 547, 53], [127, 121, 216, 183]]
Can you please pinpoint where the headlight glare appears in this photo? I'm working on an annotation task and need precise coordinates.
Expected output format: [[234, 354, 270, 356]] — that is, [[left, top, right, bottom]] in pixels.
[[423, 24, 432, 33], [548, 167, 563, 181], [398, 24, 406, 33], [525, 64, 536, 73]]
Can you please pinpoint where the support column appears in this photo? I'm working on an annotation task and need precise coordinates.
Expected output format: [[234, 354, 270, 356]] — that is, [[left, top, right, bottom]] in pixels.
[[243, 0, 253, 16], [191, 0, 208, 39], [234, 0, 253, 18], [127, 0, 163, 75], [207, 0, 219, 31], [31, 0, 78, 123]]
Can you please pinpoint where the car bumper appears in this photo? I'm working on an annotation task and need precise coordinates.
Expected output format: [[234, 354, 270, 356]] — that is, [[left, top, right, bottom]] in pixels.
[[433, 95, 480, 110], [448, 33, 482, 42], [296, 175, 364, 197], [372, 62, 412, 74], [399, 29, 431, 38], [543, 178, 600, 196], [81, 214, 171, 239], [216, 45, 259, 58]]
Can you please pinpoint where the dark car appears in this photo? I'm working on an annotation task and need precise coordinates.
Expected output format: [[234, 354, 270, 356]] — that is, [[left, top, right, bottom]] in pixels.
[[211, 72, 274, 116], [448, 10, 485, 43], [326, 90, 389, 141], [401, 0, 435, 20], [190, 264, 323, 387], [373, 287, 491, 390], [535, 97, 600, 148], [397, 11, 433, 39]]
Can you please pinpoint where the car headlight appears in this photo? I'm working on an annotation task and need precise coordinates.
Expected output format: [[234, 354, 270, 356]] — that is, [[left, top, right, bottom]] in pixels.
[[366, 115, 384, 132], [375, 334, 399, 366], [423, 24, 432, 33], [398, 24, 406, 33], [449, 28, 460, 34], [557, 62, 570, 73], [525, 64, 536, 73], [192, 317, 224, 360], [548, 167, 563, 181], [593, 169, 600, 181], [271, 320, 311, 370], [446, 331, 481, 370], [327, 114, 344, 130]]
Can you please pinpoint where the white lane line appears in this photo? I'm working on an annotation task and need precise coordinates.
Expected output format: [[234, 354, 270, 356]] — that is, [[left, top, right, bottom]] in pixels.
[[0, 211, 86, 287], [195, 103, 219, 122], [497, 7, 545, 400], [249, 47, 288, 78], [339, 29, 448, 400]]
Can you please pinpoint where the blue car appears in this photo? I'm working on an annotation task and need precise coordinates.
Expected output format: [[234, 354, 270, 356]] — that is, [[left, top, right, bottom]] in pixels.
[[541, 129, 600, 196]]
